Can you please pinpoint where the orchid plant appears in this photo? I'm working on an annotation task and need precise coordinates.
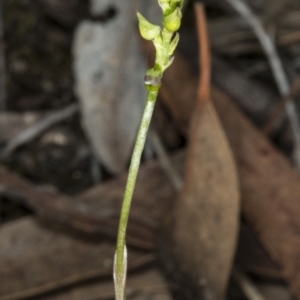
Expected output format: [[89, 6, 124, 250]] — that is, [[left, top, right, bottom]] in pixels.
[[114, 1, 184, 299]]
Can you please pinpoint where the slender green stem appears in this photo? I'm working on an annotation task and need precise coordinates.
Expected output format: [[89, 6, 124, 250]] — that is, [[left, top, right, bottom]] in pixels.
[[114, 2, 184, 299], [115, 89, 159, 275]]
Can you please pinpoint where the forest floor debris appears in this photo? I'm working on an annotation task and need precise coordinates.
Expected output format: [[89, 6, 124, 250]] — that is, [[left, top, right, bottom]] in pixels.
[[1, 0, 300, 299]]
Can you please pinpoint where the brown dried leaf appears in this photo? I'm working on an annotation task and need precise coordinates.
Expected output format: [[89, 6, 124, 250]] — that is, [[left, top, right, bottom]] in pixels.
[[160, 101, 239, 300], [159, 5, 240, 300], [159, 51, 300, 299], [0, 217, 148, 300], [236, 224, 281, 278], [213, 87, 300, 300], [0, 152, 184, 299], [0, 151, 184, 250]]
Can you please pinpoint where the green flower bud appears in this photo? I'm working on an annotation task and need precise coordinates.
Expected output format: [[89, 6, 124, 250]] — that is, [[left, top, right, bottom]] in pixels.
[[163, 7, 182, 32], [168, 33, 180, 56], [137, 12, 161, 41], [158, 0, 171, 12]]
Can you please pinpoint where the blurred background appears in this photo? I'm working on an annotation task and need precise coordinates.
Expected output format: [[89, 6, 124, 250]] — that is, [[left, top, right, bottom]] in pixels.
[[1, 0, 300, 299]]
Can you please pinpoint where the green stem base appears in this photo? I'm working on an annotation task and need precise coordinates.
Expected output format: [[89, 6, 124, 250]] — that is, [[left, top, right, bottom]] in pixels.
[[115, 89, 159, 276]]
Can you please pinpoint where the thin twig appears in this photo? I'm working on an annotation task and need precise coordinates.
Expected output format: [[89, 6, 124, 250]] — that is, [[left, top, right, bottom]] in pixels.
[[263, 76, 300, 135], [148, 133, 182, 191], [0, 0, 6, 110], [148, 130, 182, 190], [90, 154, 102, 184], [224, 0, 300, 168], [1, 103, 79, 159], [196, 2, 211, 105], [233, 267, 267, 300]]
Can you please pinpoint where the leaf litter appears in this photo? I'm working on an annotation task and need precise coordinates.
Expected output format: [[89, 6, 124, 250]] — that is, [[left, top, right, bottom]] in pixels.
[[2, 0, 300, 300], [159, 4, 239, 300]]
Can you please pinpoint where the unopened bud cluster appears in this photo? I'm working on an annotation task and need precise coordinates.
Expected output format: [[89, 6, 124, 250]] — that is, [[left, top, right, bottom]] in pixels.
[[137, 0, 184, 85], [160, 0, 183, 32]]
